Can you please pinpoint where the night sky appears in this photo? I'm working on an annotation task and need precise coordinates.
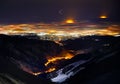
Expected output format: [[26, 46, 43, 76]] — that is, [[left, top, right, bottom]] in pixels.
[[0, 0, 120, 23]]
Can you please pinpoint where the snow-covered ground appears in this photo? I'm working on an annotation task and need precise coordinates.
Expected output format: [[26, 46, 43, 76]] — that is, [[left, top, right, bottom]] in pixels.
[[50, 60, 88, 83]]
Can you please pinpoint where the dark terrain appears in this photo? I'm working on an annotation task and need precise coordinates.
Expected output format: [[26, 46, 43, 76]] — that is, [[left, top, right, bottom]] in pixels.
[[0, 34, 120, 84]]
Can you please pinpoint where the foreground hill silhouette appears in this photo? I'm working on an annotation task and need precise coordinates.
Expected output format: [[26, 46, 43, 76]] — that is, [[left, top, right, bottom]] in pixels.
[[0, 34, 120, 84], [0, 34, 60, 84]]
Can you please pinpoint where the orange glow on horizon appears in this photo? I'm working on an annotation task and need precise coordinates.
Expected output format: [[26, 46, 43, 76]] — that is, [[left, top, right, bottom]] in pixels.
[[100, 15, 107, 19], [65, 19, 75, 24]]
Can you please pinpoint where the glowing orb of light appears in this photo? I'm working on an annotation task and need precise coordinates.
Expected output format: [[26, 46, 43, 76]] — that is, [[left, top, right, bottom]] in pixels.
[[100, 15, 107, 19], [65, 19, 75, 24]]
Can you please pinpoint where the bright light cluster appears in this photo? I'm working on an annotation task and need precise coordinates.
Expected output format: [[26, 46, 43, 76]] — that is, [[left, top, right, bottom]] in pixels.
[[0, 23, 120, 41]]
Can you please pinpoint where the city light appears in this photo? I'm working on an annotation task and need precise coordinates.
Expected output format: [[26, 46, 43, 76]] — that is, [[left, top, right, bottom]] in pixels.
[[0, 23, 120, 41]]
